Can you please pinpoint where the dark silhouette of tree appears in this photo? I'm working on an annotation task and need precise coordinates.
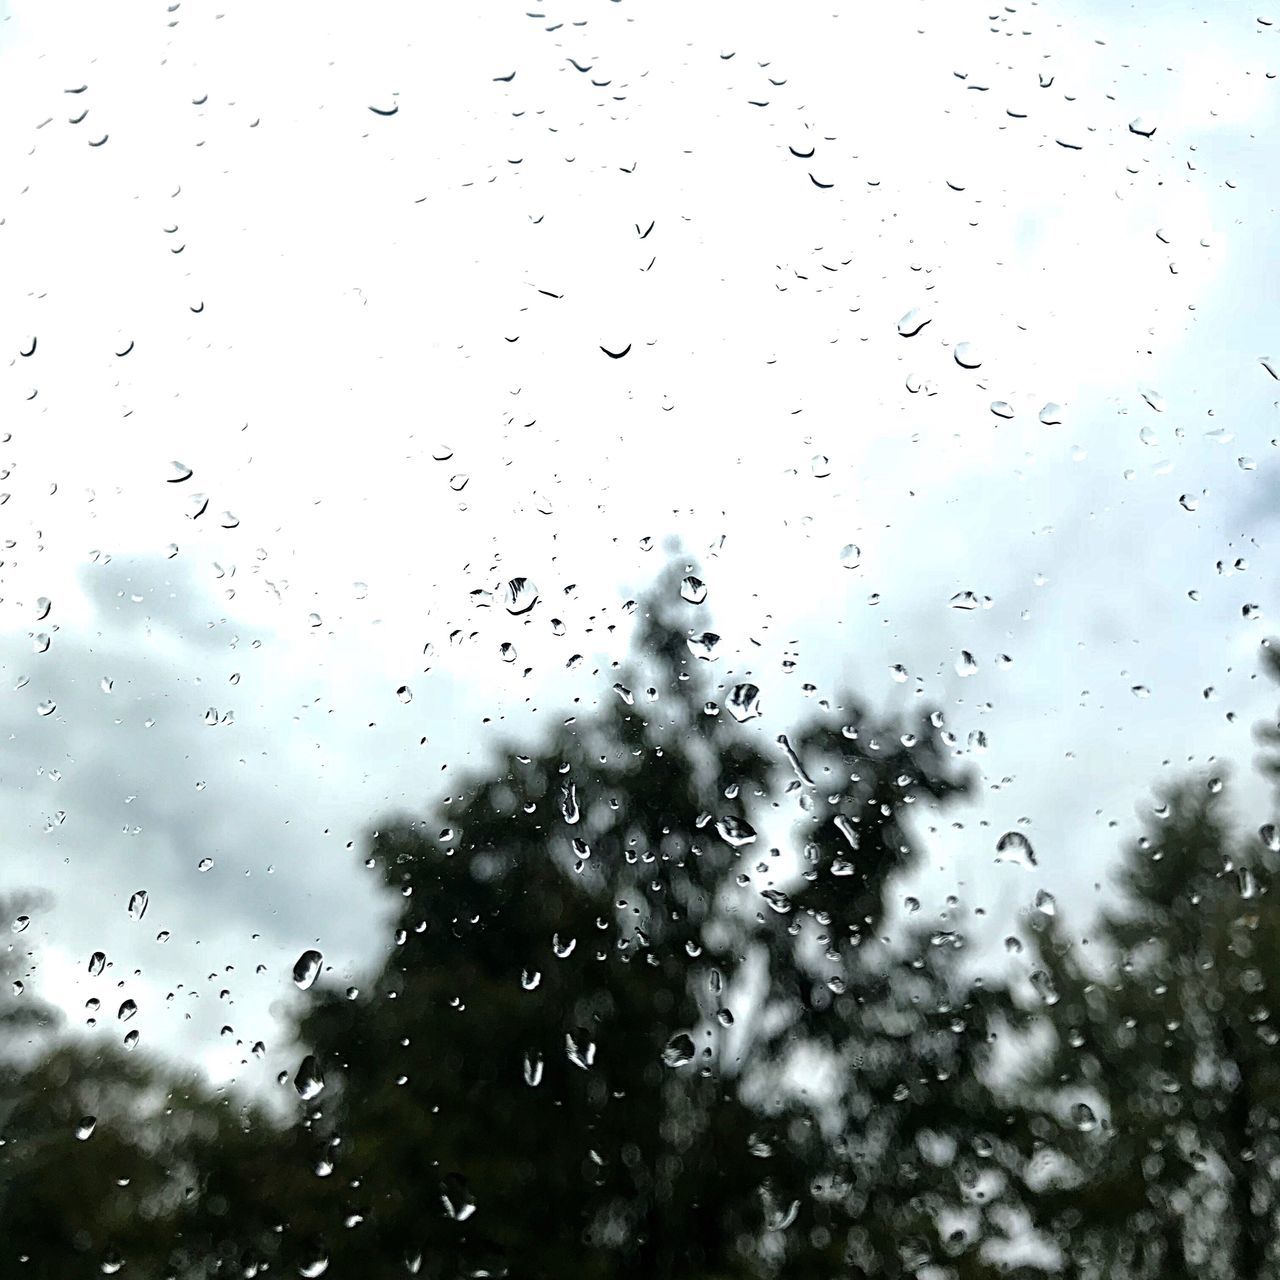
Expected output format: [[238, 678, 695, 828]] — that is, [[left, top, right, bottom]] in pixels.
[[1013, 762, 1280, 1278], [0, 561, 1027, 1278]]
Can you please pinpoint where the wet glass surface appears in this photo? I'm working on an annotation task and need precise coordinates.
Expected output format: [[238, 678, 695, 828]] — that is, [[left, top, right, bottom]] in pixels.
[[2, 1, 1280, 1276]]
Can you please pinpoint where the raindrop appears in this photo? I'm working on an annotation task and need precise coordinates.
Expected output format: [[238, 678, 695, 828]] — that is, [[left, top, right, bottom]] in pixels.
[[75, 1115, 97, 1141], [761, 887, 793, 914], [523, 1050, 544, 1086], [499, 642, 517, 663], [294, 1054, 325, 1100], [1260, 824, 1280, 852], [955, 651, 978, 677], [12, 915, 29, 933], [293, 949, 323, 990], [88, 951, 106, 975], [565, 1029, 596, 1070], [996, 831, 1037, 867], [612, 683, 634, 705], [1033, 889, 1056, 917], [1179, 494, 1198, 512], [1071, 1101, 1098, 1131], [661, 1031, 696, 1067], [1261, 356, 1278, 381], [715, 815, 757, 847], [1128, 117, 1156, 137], [118, 999, 138, 1022], [726, 683, 762, 722], [440, 1173, 477, 1221], [448, 474, 470, 492], [990, 401, 1014, 419], [128, 890, 149, 920], [1140, 387, 1165, 412], [680, 575, 707, 604], [560, 781, 580, 824], [504, 577, 539, 614], [396, 685, 412, 703], [1038, 403, 1063, 425], [167, 461, 193, 483], [810, 454, 831, 478], [954, 342, 982, 369], [196, 857, 214, 873], [432, 444, 454, 461], [897, 308, 931, 338], [35, 597, 51, 621], [839, 543, 861, 569], [35, 699, 55, 717], [687, 631, 721, 660], [299, 1257, 330, 1278]]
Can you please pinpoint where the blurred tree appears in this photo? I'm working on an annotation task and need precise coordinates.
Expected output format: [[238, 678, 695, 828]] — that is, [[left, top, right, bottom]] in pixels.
[[1014, 775, 1280, 1280]]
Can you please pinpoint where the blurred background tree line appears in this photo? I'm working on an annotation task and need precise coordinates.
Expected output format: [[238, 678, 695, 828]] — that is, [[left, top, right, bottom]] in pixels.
[[4, 561, 1280, 1279]]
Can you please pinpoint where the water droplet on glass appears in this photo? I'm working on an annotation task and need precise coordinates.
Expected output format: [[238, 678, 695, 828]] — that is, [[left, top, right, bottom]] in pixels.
[[810, 454, 831, 478], [1039, 403, 1063, 425], [565, 1029, 596, 1070], [396, 685, 412, 704], [117, 999, 137, 1022], [293, 949, 323, 990], [897, 308, 931, 338], [523, 1050, 544, 1086], [687, 631, 721, 660], [840, 544, 861, 569], [955, 651, 978, 677], [1260, 824, 1280, 852], [1179, 494, 1199, 512], [954, 342, 982, 369], [560, 782, 580, 824], [128, 890, 148, 920], [612, 683, 634, 705], [990, 401, 1014, 419], [726, 683, 762, 722], [1071, 1101, 1098, 1131], [432, 444, 453, 461], [75, 1115, 97, 1140], [499, 642, 517, 663], [661, 1031, 696, 1067], [448, 473, 470, 492], [440, 1173, 476, 1221], [680, 575, 707, 603], [761, 887, 793, 914], [1260, 356, 1278, 381], [1128, 116, 1156, 137], [88, 951, 106, 975], [299, 1256, 330, 1278], [1033, 889, 1056, 916], [1140, 387, 1165, 412], [167, 461, 193, 483], [294, 1054, 325, 1100], [36, 699, 56, 717], [716, 815, 757, 847], [504, 577, 539, 614], [996, 831, 1037, 867]]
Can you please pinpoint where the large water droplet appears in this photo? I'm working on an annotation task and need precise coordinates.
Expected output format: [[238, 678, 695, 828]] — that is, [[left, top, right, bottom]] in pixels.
[[75, 1115, 97, 1140], [954, 342, 982, 369], [687, 631, 721, 660], [726, 683, 761, 722], [440, 1173, 477, 1221], [117, 999, 137, 1022], [680, 575, 707, 604], [294, 1054, 325, 1100], [761, 887, 793, 914], [560, 781, 580, 824], [127, 889, 148, 920], [88, 951, 106, 976], [1071, 1101, 1098, 1131], [897, 308, 931, 338], [293, 949, 323, 990], [840, 543, 861, 569], [996, 831, 1037, 867], [715, 815, 757, 847], [662, 1031, 696, 1067], [504, 577, 539, 614], [565, 1028, 596, 1070]]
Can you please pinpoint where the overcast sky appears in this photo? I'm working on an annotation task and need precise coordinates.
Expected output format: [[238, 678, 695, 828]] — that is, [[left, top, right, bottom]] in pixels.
[[0, 0, 1278, 1087]]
